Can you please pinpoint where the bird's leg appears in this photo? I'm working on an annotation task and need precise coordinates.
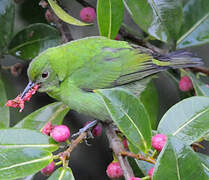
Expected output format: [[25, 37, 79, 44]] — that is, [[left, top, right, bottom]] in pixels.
[[71, 120, 98, 139]]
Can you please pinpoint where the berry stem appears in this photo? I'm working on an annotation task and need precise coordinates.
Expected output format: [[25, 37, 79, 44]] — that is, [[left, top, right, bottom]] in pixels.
[[104, 123, 134, 180], [151, 149, 158, 159], [55, 161, 63, 166], [141, 176, 150, 180], [120, 151, 156, 164]]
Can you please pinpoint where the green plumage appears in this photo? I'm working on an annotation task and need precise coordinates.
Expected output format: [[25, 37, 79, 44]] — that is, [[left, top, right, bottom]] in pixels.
[[27, 36, 202, 121]]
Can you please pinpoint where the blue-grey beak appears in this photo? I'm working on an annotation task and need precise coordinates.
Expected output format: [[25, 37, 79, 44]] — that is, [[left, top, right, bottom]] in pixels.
[[21, 81, 35, 99]]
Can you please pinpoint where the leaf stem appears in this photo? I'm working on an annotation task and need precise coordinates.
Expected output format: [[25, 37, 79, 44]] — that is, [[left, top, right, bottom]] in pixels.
[[120, 151, 156, 164]]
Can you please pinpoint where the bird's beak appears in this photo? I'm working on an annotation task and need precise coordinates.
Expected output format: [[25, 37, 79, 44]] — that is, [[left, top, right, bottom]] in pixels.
[[20, 81, 35, 99]]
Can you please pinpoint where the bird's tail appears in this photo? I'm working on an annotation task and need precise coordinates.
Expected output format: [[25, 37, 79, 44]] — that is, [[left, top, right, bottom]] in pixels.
[[157, 50, 203, 69]]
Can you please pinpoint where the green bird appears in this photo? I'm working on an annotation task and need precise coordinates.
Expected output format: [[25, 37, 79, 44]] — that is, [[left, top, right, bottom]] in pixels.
[[20, 36, 201, 121]]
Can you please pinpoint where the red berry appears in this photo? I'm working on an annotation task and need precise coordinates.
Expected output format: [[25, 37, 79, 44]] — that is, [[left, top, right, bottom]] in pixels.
[[122, 138, 128, 149], [41, 122, 54, 136], [84, 121, 102, 137], [129, 177, 141, 180], [92, 124, 102, 137], [51, 125, 70, 142], [106, 162, 123, 178], [152, 134, 167, 151], [80, 7, 96, 23], [148, 167, 154, 179], [179, 76, 193, 92], [115, 34, 120, 40], [41, 161, 55, 176], [45, 9, 53, 22]]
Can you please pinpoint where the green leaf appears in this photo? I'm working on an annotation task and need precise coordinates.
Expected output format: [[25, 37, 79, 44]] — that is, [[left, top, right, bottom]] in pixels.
[[123, 0, 183, 42], [48, 0, 91, 26], [0, 129, 58, 151], [96, 88, 152, 153], [8, 23, 61, 60], [158, 96, 209, 145], [177, 0, 209, 48], [140, 80, 159, 129], [97, 0, 124, 39], [0, 74, 9, 128], [48, 167, 75, 180], [187, 73, 209, 96], [0, 148, 53, 180], [15, 102, 69, 131], [0, 0, 15, 54], [134, 159, 154, 176], [153, 136, 208, 180], [197, 153, 209, 177]]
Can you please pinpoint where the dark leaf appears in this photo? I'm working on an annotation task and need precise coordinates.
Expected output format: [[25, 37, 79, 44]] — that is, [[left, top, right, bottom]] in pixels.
[[0, 0, 15, 54], [96, 88, 152, 153], [0, 148, 53, 180], [177, 0, 209, 48], [0, 128, 58, 151], [158, 96, 209, 145], [8, 23, 61, 60], [123, 0, 183, 42], [15, 102, 69, 130], [153, 136, 208, 180], [48, 167, 75, 180]]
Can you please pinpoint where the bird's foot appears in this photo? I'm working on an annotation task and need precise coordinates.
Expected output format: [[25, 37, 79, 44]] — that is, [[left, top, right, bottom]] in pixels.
[[71, 120, 98, 140]]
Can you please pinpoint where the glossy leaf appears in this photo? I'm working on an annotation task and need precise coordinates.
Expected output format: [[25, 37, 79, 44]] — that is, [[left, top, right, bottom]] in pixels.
[[187, 72, 209, 96], [0, 148, 53, 180], [177, 0, 209, 48], [123, 0, 183, 42], [158, 96, 209, 145], [48, 167, 75, 180], [8, 23, 61, 60], [140, 80, 158, 129], [97, 0, 124, 39], [0, 74, 9, 128], [134, 159, 154, 176], [15, 102, 69, 131], [0, 129, 58, 151], [0, 0, 15, 54], [96, 88, 152, 153], [153, 136, 208, 180], [48, 0, 91, 26], [197, 153, 209, 177]]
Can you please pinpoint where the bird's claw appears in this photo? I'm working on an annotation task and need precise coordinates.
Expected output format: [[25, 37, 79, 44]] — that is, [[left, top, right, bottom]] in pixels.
[[71, 120, 98, 139]]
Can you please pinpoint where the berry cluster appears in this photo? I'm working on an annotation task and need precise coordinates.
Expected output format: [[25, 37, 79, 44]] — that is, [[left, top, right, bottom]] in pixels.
[[6, 84, 40, 112]]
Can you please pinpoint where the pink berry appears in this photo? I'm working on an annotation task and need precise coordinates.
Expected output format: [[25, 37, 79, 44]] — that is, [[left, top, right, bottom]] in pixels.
[[45, 9, 53, 22], [84, 121, 102, 137], [80, 7, 96, 23], [115, 34, 120, 40], [179, 76, 193, 92], [148, 167, 154, 179], [122, 138, 128, 149], [41, 122, 54, 136], [41, 161, 55, 176], [152, 134, 167, 151], [92, 124, 102, 136], [106, 162, 123, 178], [129, 177, 141, 180], [51, 125, 70, 142]]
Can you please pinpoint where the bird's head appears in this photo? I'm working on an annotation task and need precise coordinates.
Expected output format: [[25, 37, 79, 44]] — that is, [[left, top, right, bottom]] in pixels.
[[21, 51, 60, 99]]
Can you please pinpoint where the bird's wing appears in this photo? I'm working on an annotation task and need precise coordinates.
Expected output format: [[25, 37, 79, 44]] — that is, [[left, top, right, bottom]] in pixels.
[[70, 46, 158, 90]]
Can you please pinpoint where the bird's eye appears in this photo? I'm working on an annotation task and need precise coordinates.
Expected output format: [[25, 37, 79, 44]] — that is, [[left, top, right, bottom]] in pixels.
[[41, 72, 49, 79]]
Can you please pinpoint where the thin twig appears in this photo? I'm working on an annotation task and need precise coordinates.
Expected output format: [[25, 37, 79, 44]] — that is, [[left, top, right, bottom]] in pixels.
[[75, 0, 94, 8], [60, 131, 87, 166], [190, 67, 209, 76], [104, 123, 134, 180], [120, 151, 156, 164], [49, 7, 73, 43]]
